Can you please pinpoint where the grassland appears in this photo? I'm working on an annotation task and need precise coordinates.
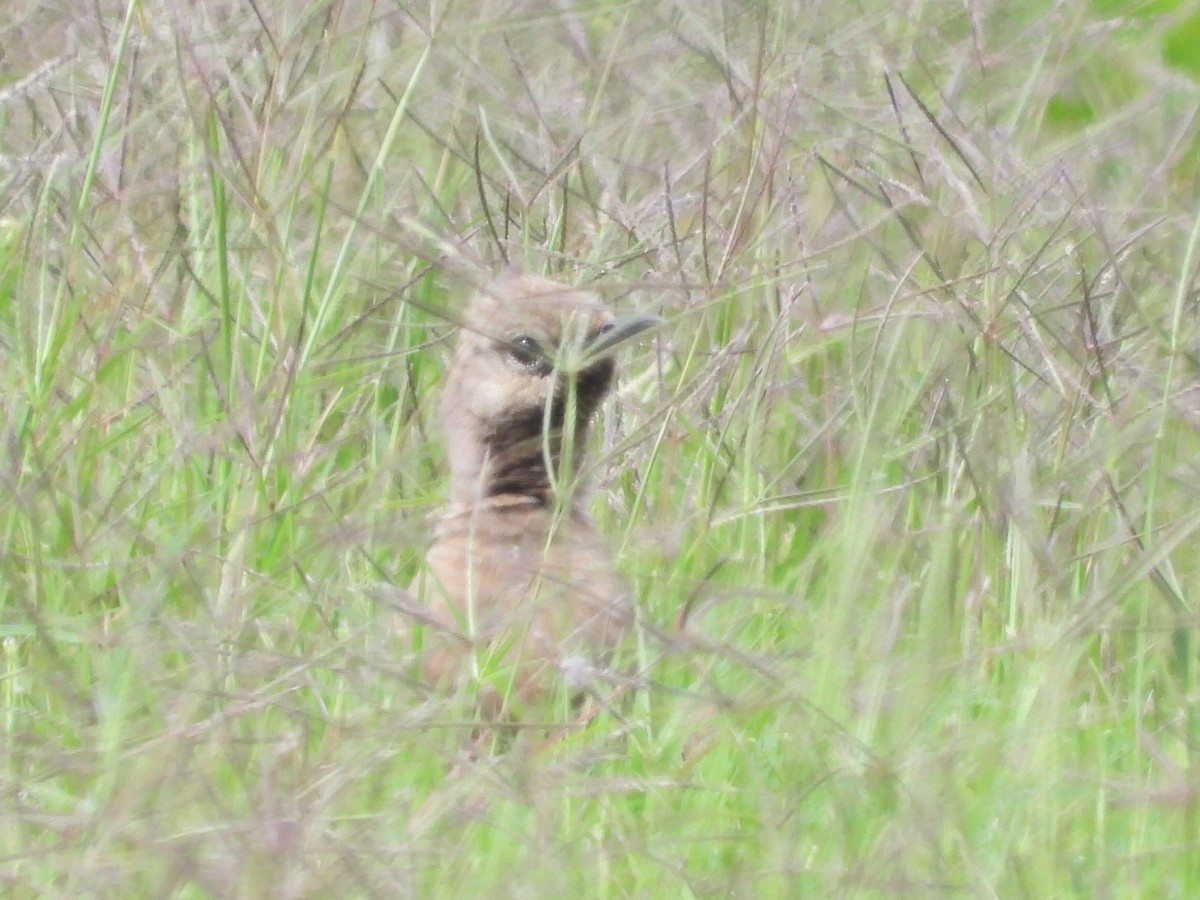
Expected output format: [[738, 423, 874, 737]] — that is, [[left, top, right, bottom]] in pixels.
[[3, 0, 1200, 896]]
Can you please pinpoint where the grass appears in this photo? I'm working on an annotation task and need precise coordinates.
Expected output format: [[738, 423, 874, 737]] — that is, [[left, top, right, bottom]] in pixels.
[[3, 0, 1200, 895]]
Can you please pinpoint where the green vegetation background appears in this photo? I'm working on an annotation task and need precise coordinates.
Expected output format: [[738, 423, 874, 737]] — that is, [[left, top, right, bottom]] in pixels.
[[3, 0, 1200, 895]]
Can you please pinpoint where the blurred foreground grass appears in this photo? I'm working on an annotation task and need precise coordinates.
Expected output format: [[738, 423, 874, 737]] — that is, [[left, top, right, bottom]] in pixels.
[[3, 0, 1200, 895]]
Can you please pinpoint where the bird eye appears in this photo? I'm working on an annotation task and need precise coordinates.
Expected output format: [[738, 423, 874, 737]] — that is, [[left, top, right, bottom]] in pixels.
[[506, 335, 548, 370]]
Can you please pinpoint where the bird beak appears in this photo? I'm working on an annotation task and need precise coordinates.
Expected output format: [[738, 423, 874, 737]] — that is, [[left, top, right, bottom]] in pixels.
[[583, 314, 664, 362]]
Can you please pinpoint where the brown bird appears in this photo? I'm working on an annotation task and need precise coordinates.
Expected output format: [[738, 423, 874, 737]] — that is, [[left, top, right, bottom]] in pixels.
[[410, 270, 659, 718]]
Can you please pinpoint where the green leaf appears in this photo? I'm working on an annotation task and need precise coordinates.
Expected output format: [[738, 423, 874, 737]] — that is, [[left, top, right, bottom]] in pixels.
[[1164, 10, 1200, 80]]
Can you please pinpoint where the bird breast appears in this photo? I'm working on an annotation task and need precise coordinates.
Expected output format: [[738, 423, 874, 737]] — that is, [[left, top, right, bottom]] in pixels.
[[417, 501, 631, 704]]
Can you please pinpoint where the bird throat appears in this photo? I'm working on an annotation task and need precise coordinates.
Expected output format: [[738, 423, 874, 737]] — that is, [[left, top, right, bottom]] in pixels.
[[479, 360, 614, 505]]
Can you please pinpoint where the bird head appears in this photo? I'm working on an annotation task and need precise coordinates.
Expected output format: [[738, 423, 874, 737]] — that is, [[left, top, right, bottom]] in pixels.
[[440, 271, 659, 505]]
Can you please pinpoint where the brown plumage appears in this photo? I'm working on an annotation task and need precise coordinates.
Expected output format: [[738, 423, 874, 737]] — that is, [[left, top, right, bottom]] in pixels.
[[411, 271, 658, 716]]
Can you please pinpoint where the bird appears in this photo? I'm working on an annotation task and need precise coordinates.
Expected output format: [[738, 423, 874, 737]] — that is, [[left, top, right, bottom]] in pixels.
[[408, 270, 660, 719]]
